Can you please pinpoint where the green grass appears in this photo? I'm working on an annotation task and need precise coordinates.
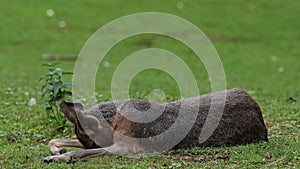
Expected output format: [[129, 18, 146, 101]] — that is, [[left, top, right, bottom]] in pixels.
[[0, 0, 299, 168]]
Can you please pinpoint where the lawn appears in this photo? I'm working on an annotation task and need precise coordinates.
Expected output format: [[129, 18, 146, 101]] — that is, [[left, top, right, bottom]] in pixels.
[[0, 0, 299, 168]]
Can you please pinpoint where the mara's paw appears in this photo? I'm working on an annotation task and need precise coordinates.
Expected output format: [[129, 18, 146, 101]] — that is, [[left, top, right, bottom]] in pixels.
[[50, 147, 67, 155], [57, 148, 67, 155], [42, 154, 71, 163], [42, 155, 56, 163]]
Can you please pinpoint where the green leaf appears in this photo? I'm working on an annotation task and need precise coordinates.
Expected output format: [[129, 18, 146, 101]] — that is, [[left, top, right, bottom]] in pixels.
[[53, 81, 63, 96], [63, 83, 73, 88], [49, 101, 56, 107], [53, 68, 63, 76], [54, 68, 63, 72], [53, 92, 63, 99], [41, 84, 49, 91], [39, 74, 47, 81], [46, 77, 55, 84], [63, 90, 72, 96], [62, 71, 73, 75], [43, 72, 55, 77], [41, 62, 60, 67], [42, 89, 52, 98]]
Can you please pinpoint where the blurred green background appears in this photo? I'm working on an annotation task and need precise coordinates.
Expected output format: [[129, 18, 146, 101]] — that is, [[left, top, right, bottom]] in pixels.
[[0, 0, 299, 168]]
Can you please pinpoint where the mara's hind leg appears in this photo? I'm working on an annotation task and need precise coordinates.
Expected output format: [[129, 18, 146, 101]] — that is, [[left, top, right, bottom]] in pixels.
[[43, 143, 132, 163]]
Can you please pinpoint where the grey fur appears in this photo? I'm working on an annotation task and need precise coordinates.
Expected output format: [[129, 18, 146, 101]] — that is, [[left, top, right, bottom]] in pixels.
[[43, 88, 268, 163]]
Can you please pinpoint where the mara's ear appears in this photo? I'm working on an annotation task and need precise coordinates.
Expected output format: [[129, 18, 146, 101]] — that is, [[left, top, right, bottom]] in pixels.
[[59, 100, 85, 126]]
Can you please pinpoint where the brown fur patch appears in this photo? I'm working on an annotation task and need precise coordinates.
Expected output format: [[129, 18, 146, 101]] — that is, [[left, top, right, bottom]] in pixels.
[[113, 113, 137, 137]]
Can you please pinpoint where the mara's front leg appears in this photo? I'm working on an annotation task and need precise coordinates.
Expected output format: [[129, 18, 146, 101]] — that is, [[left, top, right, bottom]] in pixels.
[[48, 139, 84, 155]]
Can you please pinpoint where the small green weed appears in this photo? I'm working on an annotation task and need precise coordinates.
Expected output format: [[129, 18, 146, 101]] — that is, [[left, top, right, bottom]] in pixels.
[[39, 62, 73, 127]]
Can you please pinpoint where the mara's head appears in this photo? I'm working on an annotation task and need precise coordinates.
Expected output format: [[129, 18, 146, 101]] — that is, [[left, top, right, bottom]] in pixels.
[[59, 100, 113, 148]]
